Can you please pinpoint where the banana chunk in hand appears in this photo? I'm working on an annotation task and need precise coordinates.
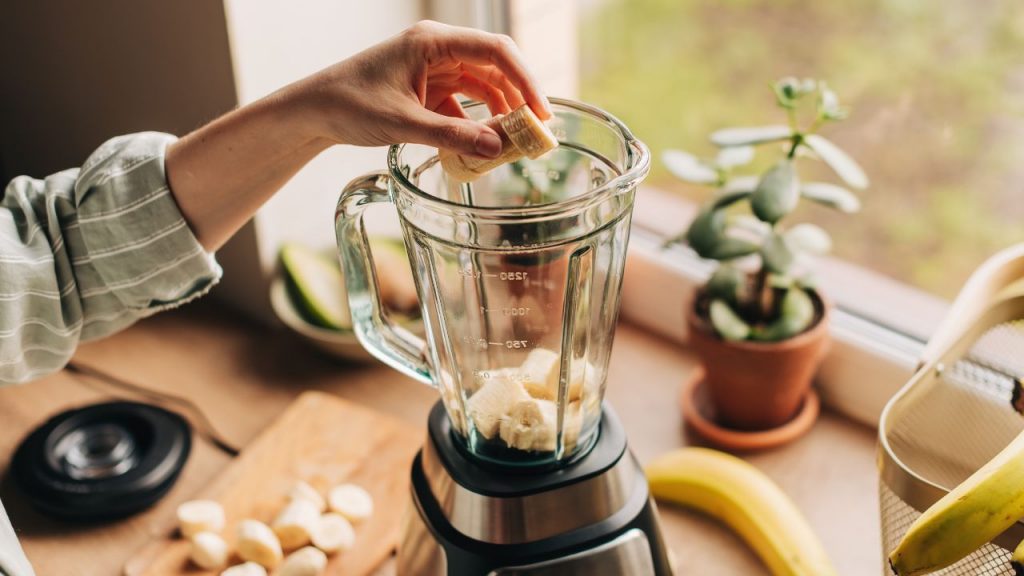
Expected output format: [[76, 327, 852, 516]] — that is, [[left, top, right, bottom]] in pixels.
[[177, 499, 225, 538], [220, 562, 267, 576], [311, 512, 355, 553], [276, 546, 327, 576], [237, 519, 283, 568], [438, 104, 559, 182], [273, 499, 320, 550], [190, 531, 229, 570], [467, 373, 530, 439], [328, 484, 374, 523]]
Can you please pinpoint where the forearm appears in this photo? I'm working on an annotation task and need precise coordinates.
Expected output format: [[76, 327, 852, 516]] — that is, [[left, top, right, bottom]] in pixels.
[[166, 88, 331, 251]]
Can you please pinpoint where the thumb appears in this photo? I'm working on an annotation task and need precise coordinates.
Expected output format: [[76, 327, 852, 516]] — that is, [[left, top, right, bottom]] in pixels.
[[401, 106, 503, 158]]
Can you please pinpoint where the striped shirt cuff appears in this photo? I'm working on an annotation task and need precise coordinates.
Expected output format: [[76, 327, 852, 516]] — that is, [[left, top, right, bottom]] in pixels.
[[73, 132, 221, 316]]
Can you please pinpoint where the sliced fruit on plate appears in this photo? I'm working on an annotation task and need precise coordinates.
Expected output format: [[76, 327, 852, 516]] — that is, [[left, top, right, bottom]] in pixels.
[[370, 237, 418, 313], [280, 244, 351, 331]]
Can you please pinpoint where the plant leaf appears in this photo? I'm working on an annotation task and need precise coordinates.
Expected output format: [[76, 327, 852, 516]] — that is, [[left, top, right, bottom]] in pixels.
[[785, 223, 832, 255], [708, 237, 760, 260], [726, 214, 771, 239], [761, 231, 795, 274], [715, 145, 755, 169], [803, 134, 869, 190], [706, 264, 745, 305], [710, 125, 793, 147], [751, 288, 815, 341], [801, 182, 861, 213], [685, 208, 726, 258], [797, 274, 818, 290], [663, 150, 719, 184], [767, 273, 795, 289], [711, 189, 752, 210], [751, 160, 800, 224], [710, 299, 751, 341], [722, 175, 760, 194]]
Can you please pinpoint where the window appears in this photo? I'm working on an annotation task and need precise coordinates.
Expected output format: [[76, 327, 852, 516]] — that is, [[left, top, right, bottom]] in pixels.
[[578, 0, 1024, 301]]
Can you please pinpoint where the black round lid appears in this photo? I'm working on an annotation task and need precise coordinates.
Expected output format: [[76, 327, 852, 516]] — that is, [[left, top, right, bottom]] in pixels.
[[10, 401, 191, 521]]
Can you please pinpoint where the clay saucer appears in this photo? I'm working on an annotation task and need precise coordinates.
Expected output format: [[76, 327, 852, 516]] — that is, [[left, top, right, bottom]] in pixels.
[[679, 368, 819, 452]]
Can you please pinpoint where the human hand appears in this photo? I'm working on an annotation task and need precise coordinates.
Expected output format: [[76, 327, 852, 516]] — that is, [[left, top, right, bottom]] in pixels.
[[290, 20, 552, 158]]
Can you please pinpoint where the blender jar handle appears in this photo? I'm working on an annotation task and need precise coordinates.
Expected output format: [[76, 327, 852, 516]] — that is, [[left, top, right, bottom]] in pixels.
[[335, 172, 433, 386]]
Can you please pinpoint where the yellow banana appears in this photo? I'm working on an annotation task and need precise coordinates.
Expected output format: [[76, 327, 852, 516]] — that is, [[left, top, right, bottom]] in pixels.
[[438, 104, 558, 182], [889, 428, 1024, 575], [1011, 536, 1024, 575], [645, 447, 837, 576]]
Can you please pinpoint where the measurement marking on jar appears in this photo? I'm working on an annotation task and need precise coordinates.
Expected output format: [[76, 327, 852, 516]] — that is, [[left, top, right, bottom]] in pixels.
[[461, 336, 530, 350], [481, 306, 531, 316], [457, 268, 529, 282]]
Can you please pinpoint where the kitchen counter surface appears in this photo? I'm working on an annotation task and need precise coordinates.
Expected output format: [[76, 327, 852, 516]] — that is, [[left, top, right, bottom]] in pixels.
[[0, 299, 880, 575]]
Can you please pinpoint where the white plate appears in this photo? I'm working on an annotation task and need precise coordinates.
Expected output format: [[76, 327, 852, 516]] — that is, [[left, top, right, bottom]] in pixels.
[[269, 276, 377, 363]]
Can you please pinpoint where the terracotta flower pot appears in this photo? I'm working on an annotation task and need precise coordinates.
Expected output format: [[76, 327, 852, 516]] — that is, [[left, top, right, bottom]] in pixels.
[[685, 290, 831, 431]]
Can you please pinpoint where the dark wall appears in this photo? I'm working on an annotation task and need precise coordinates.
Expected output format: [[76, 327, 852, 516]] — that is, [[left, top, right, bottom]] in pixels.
[[0, 0, 238, 182]]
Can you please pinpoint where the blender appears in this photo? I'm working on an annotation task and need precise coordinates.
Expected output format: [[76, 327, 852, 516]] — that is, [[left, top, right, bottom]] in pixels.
[[335, 98, 672, 575]]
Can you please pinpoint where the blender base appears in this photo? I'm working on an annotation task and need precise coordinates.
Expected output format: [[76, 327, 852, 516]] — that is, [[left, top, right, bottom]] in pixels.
[[397, 402, 673, 575]]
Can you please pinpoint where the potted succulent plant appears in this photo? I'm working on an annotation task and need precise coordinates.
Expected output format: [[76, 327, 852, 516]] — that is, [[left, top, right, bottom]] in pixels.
[[665, 77, 867, 434]]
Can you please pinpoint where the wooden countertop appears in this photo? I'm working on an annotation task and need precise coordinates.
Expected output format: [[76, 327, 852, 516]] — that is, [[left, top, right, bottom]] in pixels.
[[0, 300, 881, 575]]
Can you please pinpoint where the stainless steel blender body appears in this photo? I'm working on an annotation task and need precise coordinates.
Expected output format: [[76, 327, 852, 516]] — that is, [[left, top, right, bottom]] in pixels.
[[335, 98, 671, 574]]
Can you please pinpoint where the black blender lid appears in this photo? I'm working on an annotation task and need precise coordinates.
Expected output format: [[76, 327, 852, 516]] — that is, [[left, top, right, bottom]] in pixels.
[[10, 401, 191, 521], [427, 400, 627, 498]]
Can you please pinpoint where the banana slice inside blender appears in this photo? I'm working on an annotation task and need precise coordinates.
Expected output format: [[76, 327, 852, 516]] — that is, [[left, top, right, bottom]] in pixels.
[[439, 104, 559, 182], [500, 399, 583, 452], [467, 374, 531, 439], [520, 348, 588, 402]]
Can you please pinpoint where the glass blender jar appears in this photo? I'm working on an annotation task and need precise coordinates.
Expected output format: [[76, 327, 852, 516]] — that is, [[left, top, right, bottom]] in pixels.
[[336, 98, 672, 575]]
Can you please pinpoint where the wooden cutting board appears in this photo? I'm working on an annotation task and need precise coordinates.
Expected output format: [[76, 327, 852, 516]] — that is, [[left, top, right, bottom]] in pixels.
[[124, 391, 423, 576]]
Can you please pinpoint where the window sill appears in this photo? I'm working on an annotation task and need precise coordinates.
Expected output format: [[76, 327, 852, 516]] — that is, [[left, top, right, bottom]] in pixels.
[[621, 187, 949, 427]]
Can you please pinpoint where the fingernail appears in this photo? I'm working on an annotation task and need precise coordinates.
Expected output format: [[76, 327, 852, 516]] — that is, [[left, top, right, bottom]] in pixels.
[[541, 96, 553, 118], [475, 131, 502, 158]]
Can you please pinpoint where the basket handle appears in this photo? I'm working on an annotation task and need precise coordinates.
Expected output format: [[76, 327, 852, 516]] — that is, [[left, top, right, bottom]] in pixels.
[[919, 243, 1024, 369]]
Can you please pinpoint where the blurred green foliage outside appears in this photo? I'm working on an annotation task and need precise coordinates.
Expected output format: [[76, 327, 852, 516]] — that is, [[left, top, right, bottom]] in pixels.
[[580, 0, 1024, 298]]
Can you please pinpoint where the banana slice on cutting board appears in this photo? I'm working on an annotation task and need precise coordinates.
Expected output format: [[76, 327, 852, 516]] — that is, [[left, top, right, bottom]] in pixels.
[[288, 480, 326, 512], [237, 519, 283, 568], [220, 562, 267, 576], [438, 104, 559, 182], [190, 531, 229, 570], [327, 484, 374, 523], [276, 546, 328, 576], [311, 512, 355, 553], [273, 499, 320, 550], [177, 500, 225, 538]]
